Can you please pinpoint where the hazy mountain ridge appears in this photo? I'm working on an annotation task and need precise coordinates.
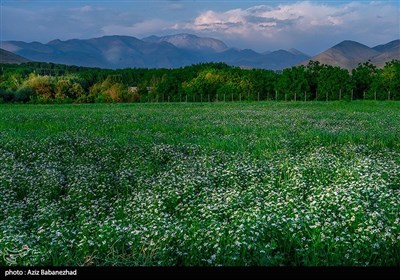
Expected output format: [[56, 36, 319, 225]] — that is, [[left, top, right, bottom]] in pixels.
[[373, 40, 400, 53], [0, 48, 30, 64], [142, 33, 228, 53], [1, 34, 310, 69], [2, 36, 201, 68], [300, 40, 400, 69], [1, 34, 398, 70]]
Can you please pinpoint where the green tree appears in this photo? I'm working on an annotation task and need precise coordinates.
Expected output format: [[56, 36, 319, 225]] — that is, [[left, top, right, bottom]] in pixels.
[[317, 65, 352, 101], [153, 74, 180, 102], [305, 60, 323, 100], [351, 61, 377, 100], [216, 82, 241, 101], [384, 60, 399, 100], [183, 69, 226, 102], [276, 66, 310, 101], [23, 74, 56, 103]]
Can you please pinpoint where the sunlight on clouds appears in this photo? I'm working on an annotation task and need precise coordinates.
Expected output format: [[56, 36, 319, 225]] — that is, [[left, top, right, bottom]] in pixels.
[[177, 1, 399, 52], [189, 2, 353, 34]]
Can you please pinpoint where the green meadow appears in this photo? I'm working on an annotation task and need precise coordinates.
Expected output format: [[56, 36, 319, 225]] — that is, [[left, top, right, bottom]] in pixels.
[[0, 101, 399, 266]]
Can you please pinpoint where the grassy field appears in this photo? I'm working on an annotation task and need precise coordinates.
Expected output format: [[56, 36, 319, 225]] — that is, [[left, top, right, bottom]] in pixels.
[[0, 101, 399, 266]]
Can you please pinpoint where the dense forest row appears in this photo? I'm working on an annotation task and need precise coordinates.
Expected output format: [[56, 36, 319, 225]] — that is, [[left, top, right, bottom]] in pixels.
[[0, 60, 399, 103]]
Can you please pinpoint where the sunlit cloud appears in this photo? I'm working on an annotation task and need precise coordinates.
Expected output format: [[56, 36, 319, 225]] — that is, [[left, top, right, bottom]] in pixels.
[[175, 1, 399, 52]]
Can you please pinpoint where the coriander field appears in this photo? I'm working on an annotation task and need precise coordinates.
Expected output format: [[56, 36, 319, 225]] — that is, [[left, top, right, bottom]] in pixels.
[[0, 101, 399, 266]]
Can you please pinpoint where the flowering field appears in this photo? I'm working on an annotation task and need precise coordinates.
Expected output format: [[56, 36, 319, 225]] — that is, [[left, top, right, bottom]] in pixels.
[[0, 101, 399, 266]]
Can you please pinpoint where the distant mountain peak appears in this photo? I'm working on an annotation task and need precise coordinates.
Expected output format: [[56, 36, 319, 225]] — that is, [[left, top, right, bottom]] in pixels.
[[0, 48, 30, 64], [170, 33, 199, 38], [47, 39, 62, 45], [332, 40, 371, 50], [300, 39, 399, 70], [288, 48, 308, 56], [373, 39, 400, 53], [143, 33, 228, 53], [335, 39, 361, 45]]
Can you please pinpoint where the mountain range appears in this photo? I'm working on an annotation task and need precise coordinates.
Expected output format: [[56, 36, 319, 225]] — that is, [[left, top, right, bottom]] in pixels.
[[301, 39, 400, 69], [0, 48, 30, 64], [0, 34, 399, 70]]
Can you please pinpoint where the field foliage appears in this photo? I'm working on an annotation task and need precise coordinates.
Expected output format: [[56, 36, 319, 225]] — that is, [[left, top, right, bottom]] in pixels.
[[0, 101, 399, 266]]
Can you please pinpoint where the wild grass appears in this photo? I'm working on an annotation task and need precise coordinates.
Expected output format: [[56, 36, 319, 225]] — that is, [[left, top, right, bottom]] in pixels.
[[0, 101, 399, 266]]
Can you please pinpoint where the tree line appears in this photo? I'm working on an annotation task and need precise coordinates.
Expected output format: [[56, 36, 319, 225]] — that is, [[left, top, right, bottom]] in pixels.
[[0, 60, 399, 104]]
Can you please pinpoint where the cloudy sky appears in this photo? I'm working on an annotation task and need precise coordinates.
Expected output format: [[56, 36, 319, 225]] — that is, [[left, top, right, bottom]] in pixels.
[[1, 0, 399, 55]]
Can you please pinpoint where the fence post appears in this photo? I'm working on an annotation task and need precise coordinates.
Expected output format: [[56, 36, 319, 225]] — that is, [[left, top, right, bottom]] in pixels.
[[351, 89, 353, 101], [363, 91, 365, 100], [304, 91, 306, 102], [339, 89, 341, 101], [294, 92, 297, 102], [275, 90, 278, 101], [388, 91, 390, 100], [316, 90, 318, 101]]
